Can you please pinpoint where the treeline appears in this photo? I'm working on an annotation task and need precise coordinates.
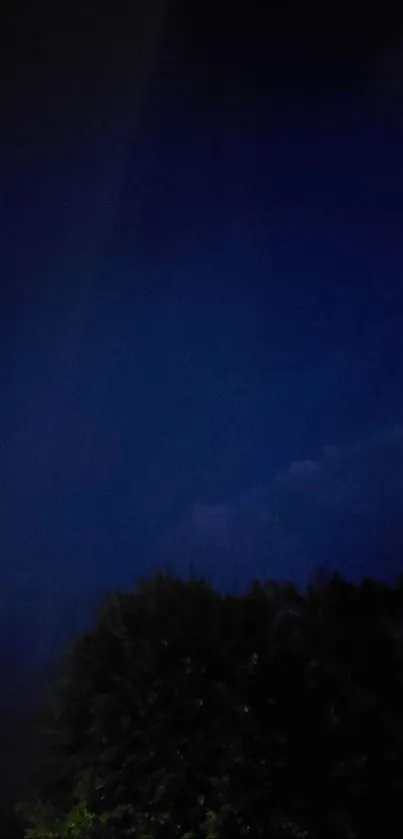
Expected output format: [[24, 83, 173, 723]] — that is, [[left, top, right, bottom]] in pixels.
[[15, 570, 403, 837]]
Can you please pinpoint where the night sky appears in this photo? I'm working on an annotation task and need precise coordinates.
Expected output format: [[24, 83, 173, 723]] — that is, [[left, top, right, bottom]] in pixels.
[[1, 1, 403, 677]]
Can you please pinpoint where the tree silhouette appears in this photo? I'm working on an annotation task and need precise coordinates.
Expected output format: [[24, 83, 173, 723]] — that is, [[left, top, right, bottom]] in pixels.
[[18, 569, 403, 837]]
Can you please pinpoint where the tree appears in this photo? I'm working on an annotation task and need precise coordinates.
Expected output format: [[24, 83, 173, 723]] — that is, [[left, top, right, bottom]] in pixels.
[[18, 570, 403, 837]]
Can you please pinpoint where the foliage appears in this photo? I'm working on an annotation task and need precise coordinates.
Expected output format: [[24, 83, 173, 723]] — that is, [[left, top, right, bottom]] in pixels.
[[18, 569, 403, 837]]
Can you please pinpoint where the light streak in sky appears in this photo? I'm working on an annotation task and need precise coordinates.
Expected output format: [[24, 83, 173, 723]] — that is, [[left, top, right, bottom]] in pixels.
[[6, 3, 169, 659]]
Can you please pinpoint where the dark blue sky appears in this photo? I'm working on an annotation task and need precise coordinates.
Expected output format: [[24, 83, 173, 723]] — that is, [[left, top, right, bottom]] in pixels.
[[1, 1, 403, 672]]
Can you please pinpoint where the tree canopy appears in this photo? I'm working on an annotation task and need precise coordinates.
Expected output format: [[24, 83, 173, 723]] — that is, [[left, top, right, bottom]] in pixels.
[[18, 570, 403, 837]]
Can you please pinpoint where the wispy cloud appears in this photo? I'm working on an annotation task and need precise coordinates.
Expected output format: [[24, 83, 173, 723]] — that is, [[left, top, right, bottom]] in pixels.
[[157, 424, 403, 587]]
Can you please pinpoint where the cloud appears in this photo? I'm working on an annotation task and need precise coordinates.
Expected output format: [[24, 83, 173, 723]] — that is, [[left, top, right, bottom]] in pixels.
[[156, 424, 403, 588], [277, 459, 318, 481], [190, 501, 232, 540]]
